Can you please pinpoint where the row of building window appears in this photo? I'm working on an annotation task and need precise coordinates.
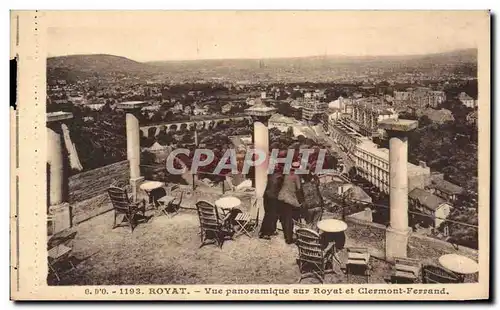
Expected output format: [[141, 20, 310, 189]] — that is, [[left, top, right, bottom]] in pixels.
[[358, 170, 390, 193], [355, 151, 389, 171], [357, 162, 389, 182]]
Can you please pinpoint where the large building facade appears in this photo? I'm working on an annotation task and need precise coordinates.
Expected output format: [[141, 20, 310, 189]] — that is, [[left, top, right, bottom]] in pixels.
[[393, 87, 446, 108], [350, 98, 398, 137], [331, 117, 368, 157], [300, 92, 328, 123], [354, 140, 431, 194], [457, 92, 476, 108]]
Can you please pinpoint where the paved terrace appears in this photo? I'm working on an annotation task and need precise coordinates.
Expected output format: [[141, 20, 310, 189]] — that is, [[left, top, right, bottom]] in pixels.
[[50, 186, 478, 285]]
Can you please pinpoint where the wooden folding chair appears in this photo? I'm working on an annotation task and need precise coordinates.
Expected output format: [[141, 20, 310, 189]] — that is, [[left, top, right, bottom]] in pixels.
[[234, 199, 260, 238], [196, 200, 233, 249], [48, 244, 75, 282], [422, 264, 461, 283], [107, 186, 146, 232], [296, 228, 335, 283], [159, 185, 184, 218], [346, 247, 371, 283], [391, 257, 421, 283]]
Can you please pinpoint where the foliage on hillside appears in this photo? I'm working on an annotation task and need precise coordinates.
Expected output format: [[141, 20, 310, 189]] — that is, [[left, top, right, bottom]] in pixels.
[[48, 102, 128, 172], [376, 102, 478, 249], [396, 104, 478, 193]]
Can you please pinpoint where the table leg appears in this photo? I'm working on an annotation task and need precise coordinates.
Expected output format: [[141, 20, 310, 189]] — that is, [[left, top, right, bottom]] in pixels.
[[322, 232, 345, 272], [333, 250, 343, 267]]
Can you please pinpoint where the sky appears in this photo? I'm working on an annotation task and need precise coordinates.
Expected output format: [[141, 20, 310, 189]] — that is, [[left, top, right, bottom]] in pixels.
[[45, 11, 487, 62]]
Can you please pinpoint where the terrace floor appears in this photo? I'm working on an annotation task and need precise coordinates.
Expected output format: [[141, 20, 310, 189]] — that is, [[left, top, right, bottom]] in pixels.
[[49, 188, 394, 285]]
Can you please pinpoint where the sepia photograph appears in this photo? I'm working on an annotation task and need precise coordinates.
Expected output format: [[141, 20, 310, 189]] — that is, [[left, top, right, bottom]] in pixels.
[[10, 10, 490, 300]]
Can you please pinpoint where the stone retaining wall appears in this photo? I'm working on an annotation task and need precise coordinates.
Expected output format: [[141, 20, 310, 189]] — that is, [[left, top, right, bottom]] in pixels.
[[344, 215, 478, 264], [68, 160, 129, 203]]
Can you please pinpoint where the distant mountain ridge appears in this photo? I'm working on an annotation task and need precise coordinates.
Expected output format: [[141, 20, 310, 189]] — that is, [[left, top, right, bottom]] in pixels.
[[47, 49, 477, 82], [48, 54, 158, 73], [148, 48, 477, 66]]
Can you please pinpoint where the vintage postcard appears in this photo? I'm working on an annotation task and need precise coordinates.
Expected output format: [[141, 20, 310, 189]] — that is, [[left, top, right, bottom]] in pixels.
[[10, 10, 490, 300]]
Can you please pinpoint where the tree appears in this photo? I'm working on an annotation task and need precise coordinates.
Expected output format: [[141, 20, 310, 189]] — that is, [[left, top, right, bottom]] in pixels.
[[181, 133, 194, 144], [151, 111, 163, 123], [164, 111, 174, 122], [418, 115, 432, 127], [101, 102, 112, 113], [157, 131, 174, 146]]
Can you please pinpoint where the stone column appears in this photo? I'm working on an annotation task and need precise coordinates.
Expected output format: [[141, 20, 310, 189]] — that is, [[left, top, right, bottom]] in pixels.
[[251, 120, 270, 221], [253, 121, 269, 202], [246, 101, 275, 225], [379, 119, 418, 261], [117, 101, 147, 201], [47, 112, 73, 234]]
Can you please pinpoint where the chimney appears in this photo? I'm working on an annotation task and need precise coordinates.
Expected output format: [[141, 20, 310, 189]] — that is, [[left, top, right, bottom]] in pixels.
[[419, 161, 427, 168], [261, 92, 266, 99]]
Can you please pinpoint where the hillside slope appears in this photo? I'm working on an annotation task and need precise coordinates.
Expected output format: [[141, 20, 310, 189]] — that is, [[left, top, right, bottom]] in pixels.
[[48, 54, 156, 73]]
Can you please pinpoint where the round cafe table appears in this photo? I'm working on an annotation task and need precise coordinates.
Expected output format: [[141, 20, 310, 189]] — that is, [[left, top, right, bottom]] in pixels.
[[215, 196, 241, 214], [317, 219, 348, 233], [140, 181, 165, 209], [439, 254, 479, 282], [215, 197, 242, 231], [317, 219, 348, 267]]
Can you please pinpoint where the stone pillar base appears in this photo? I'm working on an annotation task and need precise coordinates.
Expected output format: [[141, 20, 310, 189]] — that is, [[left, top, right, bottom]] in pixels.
[[385, 226, 412, 262], [48, 202, 71, 235], [130, 176, 145, 202]]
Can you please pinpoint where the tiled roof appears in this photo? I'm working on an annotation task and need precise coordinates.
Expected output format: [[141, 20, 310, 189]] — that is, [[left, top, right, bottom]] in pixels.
[[409, 188, 448, 211], [430, 176, 464, 195], [458, 92, 473, 100], [346, 186, 372, 203]]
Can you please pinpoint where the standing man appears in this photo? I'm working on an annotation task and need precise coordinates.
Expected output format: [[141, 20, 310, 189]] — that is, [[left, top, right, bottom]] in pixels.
[[277, 162, 302, 244], [259, 164, 284, 240]]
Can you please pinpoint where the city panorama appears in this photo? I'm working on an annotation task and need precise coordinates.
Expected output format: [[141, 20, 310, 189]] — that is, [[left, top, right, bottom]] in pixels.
[[44, 11, 480, 288]]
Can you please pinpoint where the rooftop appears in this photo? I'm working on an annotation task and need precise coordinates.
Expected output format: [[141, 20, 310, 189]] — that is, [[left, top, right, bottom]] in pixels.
[[117, 101, 148, 110], [245, 98, 276, 116], [269, 113, 297, 124], [431, 176, 464, 195], [358, 141, 390, 160], [458, 92, 474, 101], [409, 188, 448, 211], [47, 111, 73, 123], [346, 186, 372, 203]]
